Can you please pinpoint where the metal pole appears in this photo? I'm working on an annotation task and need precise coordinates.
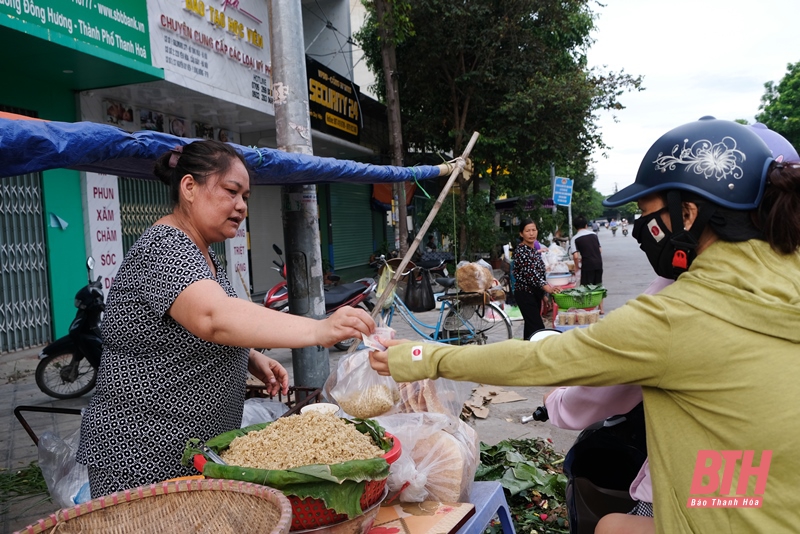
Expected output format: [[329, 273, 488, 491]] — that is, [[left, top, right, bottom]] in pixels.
[[268, 0, 329, 389]]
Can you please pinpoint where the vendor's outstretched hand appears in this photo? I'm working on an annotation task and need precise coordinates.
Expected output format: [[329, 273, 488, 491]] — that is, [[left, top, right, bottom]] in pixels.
[[369, 338, 408, 376], [318, 306, 375, 348], [248, 349, 290, 396]]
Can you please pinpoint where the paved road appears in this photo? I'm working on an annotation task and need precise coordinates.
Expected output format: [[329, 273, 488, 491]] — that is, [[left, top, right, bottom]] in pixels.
[[0, 225, 655, 532]]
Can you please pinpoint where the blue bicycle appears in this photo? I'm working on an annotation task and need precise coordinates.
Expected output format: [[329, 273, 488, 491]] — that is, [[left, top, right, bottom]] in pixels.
[[377, 258, 513, 345]]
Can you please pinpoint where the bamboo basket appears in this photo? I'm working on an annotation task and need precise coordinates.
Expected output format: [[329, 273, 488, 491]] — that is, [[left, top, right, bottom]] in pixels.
[[14, 478, 292, 534]]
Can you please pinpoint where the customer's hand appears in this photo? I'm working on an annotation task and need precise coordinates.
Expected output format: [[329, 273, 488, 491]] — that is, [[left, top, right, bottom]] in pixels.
[[318, 306, 376, 347], [369, 338, 408, 376], [248, 349, 290, 396], [544, 284, 561, 294]]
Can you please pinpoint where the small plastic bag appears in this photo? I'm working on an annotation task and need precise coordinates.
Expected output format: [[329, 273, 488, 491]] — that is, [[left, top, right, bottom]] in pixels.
[[38, 428, 91, 508], [395, 377, 474, 419], [374, 412, 479, 502], [326, 348, 400, 419]]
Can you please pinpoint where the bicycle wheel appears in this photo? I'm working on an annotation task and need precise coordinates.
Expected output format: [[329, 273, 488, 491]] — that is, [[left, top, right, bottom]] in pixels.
[[442, 301, 512, 345]]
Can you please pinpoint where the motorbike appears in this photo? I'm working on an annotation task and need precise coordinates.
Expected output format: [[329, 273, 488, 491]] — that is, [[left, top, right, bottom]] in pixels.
[[622, 226, 629, 237], [263, 244, 376, 350], [521, 329, 648, 534], [611, 225, 618, 236], [36, 258, 104, 399]]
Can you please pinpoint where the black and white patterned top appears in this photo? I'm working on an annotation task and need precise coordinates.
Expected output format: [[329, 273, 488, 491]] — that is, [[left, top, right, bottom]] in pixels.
[[512, 243, 547, 293], [77, 225, 249, 488]]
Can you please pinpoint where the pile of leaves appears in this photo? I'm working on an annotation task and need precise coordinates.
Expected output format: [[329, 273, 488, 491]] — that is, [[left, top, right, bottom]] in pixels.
[[476, 439, 569, 534]]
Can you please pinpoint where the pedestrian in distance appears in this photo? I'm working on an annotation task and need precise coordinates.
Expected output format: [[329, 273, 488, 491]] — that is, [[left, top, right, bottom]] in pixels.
[[425, 234, 437, 252], [369, 116, 800, 533], [77, 140, 375, 498], [571, 215, 604, 313]]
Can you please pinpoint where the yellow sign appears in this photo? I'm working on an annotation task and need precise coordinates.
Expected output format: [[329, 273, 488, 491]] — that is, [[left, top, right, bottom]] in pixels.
[[325, 113, 358, 136]]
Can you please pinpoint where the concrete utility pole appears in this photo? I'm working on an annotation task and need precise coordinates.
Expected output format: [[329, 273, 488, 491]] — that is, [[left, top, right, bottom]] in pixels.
[[268, 0, 329, 388]]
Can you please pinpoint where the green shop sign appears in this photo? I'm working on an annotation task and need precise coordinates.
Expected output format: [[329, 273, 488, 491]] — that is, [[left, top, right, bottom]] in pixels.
[[0, 0, 152, 63]]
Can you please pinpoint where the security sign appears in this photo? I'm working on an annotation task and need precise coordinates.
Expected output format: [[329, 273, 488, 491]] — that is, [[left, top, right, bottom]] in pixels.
[[553, 177, 573, 206]]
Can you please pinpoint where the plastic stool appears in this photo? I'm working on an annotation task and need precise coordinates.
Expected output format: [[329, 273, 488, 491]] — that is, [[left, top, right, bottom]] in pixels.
[[458, 481, 516, 533]]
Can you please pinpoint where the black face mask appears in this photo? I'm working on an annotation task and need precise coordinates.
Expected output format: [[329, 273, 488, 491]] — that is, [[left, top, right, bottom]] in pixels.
[[632, 208, 679, 279]]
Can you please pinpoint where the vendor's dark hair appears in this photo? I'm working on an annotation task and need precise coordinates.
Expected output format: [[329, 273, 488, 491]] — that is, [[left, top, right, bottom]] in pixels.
[[518, 218, 537, 233], [153, 140, 249, 205], [574, 216, 588, 229], [756, 161, 800, 254]]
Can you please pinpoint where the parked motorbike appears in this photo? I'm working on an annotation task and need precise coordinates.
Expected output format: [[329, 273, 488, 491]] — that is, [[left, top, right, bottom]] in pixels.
[[263, 244, 376, 350], [36, 258, 104, 399]]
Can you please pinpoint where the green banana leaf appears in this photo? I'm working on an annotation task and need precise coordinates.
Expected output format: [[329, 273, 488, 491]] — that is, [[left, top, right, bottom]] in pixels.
[[182, 417, 392, 517]]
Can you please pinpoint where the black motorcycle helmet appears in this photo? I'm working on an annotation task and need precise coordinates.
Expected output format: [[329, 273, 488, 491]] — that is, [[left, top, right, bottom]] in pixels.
[[604, 116, 774, 210], [603, 117, 776, 278]]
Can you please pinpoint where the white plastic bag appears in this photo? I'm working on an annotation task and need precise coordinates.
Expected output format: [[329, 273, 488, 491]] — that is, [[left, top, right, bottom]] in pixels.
[[374, 412, 479, 502], [241, 397, 289, 427], [395, 378, 474, 419], [38, 428, 90, 508], [326, 349, 400, 419]]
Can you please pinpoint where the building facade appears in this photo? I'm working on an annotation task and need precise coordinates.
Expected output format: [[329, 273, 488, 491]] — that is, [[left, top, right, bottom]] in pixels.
[[0, 0, 392, 353]]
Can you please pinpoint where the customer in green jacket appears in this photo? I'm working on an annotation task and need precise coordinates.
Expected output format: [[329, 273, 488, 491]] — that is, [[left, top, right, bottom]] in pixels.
[[370, 117, 800, 534]]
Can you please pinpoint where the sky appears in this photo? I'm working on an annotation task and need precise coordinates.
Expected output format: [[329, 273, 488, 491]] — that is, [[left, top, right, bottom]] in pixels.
[[587, 0, 800, 196]]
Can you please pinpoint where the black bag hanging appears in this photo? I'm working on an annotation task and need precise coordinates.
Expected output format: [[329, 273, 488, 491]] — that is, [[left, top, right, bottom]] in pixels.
[[404, 268, 436, 312]]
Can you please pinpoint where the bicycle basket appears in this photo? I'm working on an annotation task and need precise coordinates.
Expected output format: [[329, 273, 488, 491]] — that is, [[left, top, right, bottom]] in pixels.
[[376, 264, 396, 309]]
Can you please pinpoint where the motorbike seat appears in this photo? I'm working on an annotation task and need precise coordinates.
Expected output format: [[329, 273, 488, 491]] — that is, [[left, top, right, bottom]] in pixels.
[[323, 282, 368, 308], [435, 277, 456, 289], [417, 259, 446, 271]]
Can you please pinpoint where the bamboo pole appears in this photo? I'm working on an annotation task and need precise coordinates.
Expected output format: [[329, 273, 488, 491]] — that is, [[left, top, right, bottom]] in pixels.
[[349, 131, 480, 353]]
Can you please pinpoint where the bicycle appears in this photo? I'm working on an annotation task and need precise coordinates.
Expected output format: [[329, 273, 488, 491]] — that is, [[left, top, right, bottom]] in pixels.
[[375, 257, 513, 345]]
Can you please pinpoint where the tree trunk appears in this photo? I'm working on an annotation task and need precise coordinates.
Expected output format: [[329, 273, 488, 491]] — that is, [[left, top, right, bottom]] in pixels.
[[375, 0, 409, 256]]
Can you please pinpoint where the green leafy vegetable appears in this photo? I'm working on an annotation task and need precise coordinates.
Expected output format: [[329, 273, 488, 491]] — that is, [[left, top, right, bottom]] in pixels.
[[476, 438, 569, 534]]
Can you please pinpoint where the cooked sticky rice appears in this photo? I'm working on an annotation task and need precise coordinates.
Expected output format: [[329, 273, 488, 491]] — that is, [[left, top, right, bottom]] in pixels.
[[338, 384, 401, 419], [220, 411, 384, 470]]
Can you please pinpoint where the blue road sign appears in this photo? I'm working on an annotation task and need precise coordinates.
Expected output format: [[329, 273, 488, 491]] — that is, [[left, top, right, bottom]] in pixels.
[[553, 177, 573, 206]]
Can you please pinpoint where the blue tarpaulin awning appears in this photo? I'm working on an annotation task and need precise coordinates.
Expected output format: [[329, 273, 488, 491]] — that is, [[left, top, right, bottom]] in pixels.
[[0, 114, 442, 185]]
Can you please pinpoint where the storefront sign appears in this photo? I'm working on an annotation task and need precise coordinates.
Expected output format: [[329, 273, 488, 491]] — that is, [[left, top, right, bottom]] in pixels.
[[0, 0, 152, 64], [83, 173, 124, 299], [225, 219, 251, 300], [150, 0, 273, 112], [307, 56, 360, 144]]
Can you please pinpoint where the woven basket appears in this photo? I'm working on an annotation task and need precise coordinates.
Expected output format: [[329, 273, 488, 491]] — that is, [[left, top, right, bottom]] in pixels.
[[196, 432, 401, 531], [15, 478, 291, 534], [552, 289, 605, 309]]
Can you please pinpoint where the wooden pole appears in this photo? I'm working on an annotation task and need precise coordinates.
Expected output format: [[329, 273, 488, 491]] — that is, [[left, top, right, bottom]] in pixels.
[[362, 131, 481, 336]]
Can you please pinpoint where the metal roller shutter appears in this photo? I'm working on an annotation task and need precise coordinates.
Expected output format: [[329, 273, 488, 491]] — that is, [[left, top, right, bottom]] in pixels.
[[329, 183, 372, 269], [0, 173, 51, 352]]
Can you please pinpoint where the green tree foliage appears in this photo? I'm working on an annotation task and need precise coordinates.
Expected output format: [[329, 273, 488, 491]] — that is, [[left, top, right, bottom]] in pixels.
[[357, 0, 642, 257], [756, 61, 800, 150]]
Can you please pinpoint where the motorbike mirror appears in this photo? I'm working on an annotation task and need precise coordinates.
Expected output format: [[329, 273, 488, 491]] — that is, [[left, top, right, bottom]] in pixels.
[[87, 257, 95, 271], [273, 244, 283, 256], [528, 329, 562, 342]]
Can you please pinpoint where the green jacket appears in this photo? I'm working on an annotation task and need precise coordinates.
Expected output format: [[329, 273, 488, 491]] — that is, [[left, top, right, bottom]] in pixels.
[[388, 239, 800, 533]]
